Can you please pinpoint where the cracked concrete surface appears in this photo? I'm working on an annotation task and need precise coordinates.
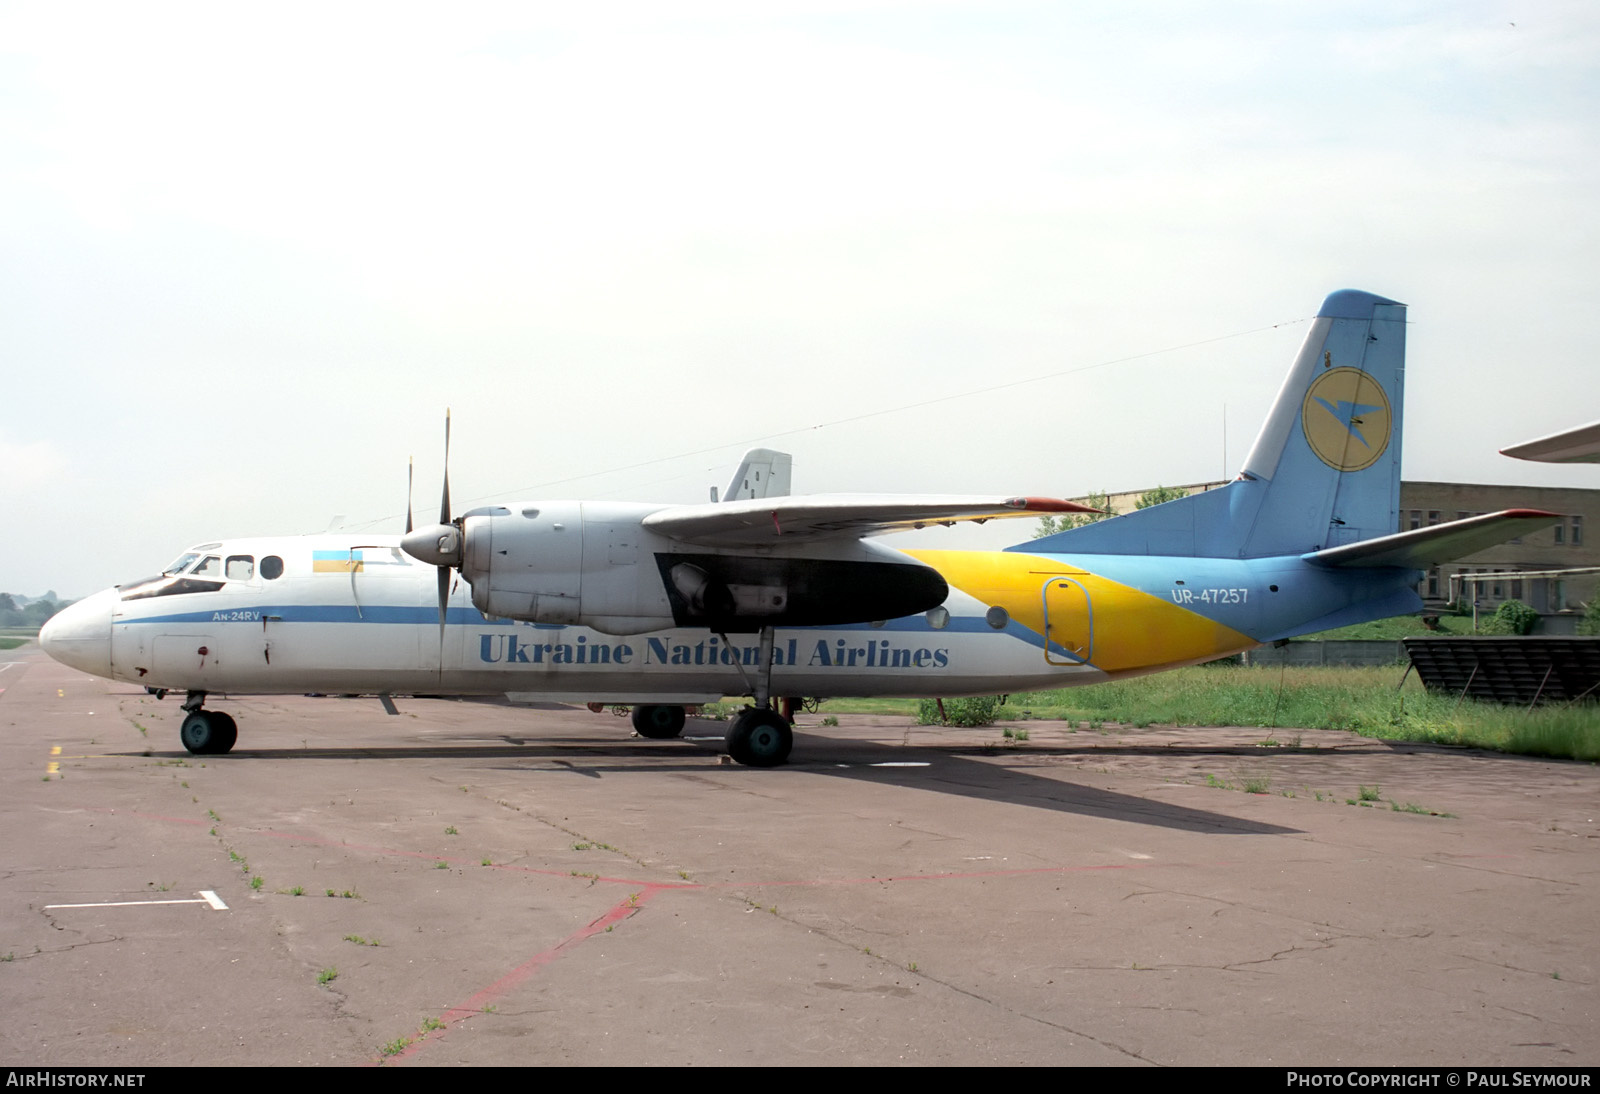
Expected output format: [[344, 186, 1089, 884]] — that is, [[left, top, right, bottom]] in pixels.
[[1, 646, 1595, 1066]]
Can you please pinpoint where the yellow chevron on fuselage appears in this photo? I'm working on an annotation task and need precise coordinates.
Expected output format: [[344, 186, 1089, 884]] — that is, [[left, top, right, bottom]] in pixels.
[[906, 549, 1257, 674]]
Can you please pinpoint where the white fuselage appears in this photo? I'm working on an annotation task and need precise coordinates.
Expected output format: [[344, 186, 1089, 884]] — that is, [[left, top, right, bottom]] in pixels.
[[44, 534, 1107, 704]]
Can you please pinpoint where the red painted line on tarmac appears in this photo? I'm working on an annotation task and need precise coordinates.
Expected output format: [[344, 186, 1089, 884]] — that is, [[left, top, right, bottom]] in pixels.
[[385, 886, 667, 1064]]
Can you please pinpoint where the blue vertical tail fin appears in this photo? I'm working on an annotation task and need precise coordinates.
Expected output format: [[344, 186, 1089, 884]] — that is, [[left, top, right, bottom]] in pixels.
[[1015, 289, 1407, 559]]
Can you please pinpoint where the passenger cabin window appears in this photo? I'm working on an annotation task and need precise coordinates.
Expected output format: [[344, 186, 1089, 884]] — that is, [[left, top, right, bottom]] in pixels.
[[261, 555, 285, 580], [226, 555, 255, 581]]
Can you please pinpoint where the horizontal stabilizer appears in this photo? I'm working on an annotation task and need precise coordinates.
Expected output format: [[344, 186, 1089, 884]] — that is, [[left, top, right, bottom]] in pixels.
[[646, 494, 1097, 547], [1301, 509, 1560, 570], [1501, 421, 1600, 464]]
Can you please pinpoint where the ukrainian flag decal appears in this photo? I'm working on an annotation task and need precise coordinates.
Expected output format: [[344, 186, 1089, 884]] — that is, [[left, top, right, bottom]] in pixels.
[[312, 550, 363, 573]]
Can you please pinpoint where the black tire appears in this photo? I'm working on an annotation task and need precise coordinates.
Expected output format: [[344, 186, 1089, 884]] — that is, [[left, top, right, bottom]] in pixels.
[[726, 708, 793, 767], [180, 711, 221, 755], [209, 711, 238, 754], [631, 705, 686, 739]]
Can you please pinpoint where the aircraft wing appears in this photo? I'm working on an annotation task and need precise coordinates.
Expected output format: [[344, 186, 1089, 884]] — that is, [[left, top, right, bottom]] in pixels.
[[643, 494, 1097, 547], [1501, 420, 1600, 464], [1301, 509, 1560, 570]]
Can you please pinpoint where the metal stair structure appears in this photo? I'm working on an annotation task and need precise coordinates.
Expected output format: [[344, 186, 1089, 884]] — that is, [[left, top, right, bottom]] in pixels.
[[1402, 637, 1600, 706]]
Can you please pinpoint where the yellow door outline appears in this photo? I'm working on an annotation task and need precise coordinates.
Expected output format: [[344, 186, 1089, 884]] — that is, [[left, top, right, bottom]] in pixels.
[[1042, 577, 1092, 665]]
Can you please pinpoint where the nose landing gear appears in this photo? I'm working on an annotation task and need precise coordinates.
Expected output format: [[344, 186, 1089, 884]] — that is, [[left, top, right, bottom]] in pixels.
[[178, 692, 238, 755]]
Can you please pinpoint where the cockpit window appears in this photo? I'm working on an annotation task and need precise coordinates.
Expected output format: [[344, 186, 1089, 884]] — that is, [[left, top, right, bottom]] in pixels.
[[165, 553, 201, 575], [226, 555, 254, 581], [261, 555, 284, 580], [192, 555, 223, 578], [120, 576, 226, 601]]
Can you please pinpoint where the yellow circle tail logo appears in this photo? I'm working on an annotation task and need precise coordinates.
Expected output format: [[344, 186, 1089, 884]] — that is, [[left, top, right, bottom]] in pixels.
[[1302, 367, 1392, 472]]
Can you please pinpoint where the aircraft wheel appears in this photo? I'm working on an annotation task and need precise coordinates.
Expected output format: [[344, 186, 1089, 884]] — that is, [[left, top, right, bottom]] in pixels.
[[209, 711, 238, 754], [726, 708, 793, 767], [180, 711, 229, 755], [631, 704, 686, 739]]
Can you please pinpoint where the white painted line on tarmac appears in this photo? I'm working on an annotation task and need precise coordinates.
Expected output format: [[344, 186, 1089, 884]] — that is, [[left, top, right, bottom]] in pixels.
[[46, 890, 229, 911], [870, 762, 931, 767]]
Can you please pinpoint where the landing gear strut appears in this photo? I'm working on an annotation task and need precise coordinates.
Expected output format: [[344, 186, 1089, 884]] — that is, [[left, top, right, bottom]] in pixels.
[[722, 626, 794, 767], [178, 691, 237, 755]]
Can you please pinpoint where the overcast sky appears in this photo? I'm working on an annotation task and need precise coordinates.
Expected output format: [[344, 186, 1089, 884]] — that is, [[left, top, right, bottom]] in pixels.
[[4, 1, 1597, 598]]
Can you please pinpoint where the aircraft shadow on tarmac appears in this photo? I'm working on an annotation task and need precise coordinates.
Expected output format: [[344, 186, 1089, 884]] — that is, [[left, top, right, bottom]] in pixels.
[[123, 723, 1301, 837]]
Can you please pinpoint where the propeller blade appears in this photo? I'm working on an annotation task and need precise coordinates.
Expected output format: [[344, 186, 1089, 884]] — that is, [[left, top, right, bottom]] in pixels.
[[440, 408, 452, 527], [405, 457, 414, 535], [437, 564, 450, 632]]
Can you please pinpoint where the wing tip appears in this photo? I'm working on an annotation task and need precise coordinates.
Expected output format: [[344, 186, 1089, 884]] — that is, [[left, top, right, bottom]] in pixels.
[[1007, 496, 1102, 514]]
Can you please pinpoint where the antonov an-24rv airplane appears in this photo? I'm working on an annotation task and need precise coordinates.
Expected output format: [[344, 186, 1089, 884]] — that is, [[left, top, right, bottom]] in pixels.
[[41, 291, 1558, 766]]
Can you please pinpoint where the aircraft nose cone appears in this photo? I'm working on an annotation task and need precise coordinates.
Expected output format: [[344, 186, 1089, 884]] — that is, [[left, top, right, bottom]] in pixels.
[[39, 588, 116, 679]]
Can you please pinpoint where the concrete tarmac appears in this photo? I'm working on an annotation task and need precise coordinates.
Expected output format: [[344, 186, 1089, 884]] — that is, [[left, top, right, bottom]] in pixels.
[[1, 644, 1596, 1066]]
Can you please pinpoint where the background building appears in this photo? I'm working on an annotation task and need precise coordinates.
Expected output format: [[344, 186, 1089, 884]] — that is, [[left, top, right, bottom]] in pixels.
[[1070, 481, 1600, 614]]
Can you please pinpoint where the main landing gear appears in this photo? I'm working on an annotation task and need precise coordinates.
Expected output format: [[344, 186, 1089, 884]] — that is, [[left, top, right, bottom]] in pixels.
[[720, 626, 793, 768], [631, 704, 686, 739], [178, 691, 237, 755], [726, 706, 792, 767]]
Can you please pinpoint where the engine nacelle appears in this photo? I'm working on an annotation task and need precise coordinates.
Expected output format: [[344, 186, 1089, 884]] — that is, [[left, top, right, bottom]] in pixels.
[[460, 501, 677, 634], [452, 500, 950, 636]]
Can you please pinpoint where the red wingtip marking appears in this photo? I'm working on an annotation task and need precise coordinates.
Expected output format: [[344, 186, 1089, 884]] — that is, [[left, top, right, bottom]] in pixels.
[[1009, 496, 1102, 514]]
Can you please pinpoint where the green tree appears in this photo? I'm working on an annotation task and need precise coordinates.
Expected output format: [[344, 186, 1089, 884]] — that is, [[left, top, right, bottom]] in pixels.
[[1578, 599, 1600, 637], [1481, 599, 1540, 636], [1135, 485, 1189, 509], [1034, 491, 1117, 538]]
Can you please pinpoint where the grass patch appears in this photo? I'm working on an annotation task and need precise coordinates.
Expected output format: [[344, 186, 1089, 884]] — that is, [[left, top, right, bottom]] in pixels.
[[821, 664, 1600, 762], [318, 967, 338, 985], [1306, 613, 1478, 641], [0, 637, 26, 651]]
